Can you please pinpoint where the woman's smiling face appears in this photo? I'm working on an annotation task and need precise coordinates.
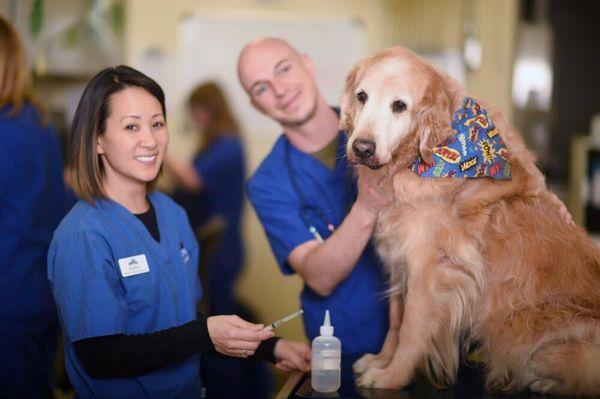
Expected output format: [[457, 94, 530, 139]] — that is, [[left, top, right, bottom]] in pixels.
[[97, 86, 169, 192]]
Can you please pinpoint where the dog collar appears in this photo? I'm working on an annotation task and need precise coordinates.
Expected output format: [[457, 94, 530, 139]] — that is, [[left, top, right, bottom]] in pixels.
[[410, 97, 511, 180]]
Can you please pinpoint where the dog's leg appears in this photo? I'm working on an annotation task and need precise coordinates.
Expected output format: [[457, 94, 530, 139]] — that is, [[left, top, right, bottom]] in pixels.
[[356, 263, 445, 389], [354, 294, 403, 373], [525, 339, 600, 396], [356, 253, 476, 390]]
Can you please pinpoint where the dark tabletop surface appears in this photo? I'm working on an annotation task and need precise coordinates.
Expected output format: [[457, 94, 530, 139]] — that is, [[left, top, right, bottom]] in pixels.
[[292, 355, 561, 399]]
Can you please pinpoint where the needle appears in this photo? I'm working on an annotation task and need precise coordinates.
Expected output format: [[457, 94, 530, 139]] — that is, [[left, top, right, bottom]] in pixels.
[[263, 309, 304, 331]]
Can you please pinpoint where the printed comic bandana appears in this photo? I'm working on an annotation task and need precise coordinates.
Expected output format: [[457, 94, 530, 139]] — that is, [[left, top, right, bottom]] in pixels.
[[410, 97, 512, 180]]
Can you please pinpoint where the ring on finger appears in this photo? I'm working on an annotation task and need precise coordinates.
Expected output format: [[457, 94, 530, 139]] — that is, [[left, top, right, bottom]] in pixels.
[[241, 349, 248, 358]]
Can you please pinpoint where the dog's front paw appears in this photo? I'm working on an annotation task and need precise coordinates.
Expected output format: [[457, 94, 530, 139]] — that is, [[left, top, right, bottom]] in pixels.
[[355, 367, 401, 390], [353, 353, 377, 374], [530, 378, 562, 395]]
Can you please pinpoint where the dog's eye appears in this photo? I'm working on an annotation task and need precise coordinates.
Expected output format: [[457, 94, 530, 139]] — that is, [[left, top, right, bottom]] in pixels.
[[356, 91, 368, 104], [391, 100, 407, 113]]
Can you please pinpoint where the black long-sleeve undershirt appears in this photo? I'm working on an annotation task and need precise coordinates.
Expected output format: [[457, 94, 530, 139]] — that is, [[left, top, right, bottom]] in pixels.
[[74, 314, 280, 379]]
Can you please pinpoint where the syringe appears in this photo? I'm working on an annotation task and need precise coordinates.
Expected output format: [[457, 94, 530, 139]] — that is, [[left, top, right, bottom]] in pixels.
[[263, 309, 304, 331]]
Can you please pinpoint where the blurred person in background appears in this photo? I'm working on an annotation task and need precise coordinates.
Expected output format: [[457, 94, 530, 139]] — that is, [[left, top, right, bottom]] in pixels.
[[166, 82, 274, 398], [168, 82, 245, 316], [0, 15, 67, 398]]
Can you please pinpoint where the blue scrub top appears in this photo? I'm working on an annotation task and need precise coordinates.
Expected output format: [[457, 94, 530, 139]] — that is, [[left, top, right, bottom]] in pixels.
[[0, 103, 66, 321], [192, 135, 245, 283], [0, 103, 66, 397], [48, 192, 203, 398], [193, 135, 245, 233], [247, 132, 389, 356]]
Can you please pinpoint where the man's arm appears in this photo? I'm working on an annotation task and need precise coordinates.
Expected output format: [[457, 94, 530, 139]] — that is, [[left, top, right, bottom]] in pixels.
[[288, 169, 393, 296]]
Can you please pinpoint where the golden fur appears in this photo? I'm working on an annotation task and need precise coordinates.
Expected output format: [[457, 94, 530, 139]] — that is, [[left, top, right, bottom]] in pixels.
[[341, 47, 600, 396]]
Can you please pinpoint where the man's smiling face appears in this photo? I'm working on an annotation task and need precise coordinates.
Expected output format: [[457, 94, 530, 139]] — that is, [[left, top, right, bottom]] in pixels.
[[238, 38, 320, 128]]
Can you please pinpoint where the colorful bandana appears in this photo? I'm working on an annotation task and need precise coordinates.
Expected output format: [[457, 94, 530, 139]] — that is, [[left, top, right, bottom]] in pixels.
[[410, 97, 511, 180]]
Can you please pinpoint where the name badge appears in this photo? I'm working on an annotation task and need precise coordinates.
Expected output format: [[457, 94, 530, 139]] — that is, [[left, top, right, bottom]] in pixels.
[[118, 254, 150, 277]]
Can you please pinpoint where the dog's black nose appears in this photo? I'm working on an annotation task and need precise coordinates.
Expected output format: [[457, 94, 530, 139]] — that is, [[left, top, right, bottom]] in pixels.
[[352, 139, 376, 159]]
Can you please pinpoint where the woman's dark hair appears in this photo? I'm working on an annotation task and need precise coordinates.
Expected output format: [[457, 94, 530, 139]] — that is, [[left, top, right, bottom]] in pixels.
[[69, 65, 166, 203]]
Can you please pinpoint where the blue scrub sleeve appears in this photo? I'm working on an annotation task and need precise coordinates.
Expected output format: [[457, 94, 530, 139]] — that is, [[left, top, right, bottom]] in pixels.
[[48, 231, 127, 343], [193, 139, 242, 191], [247, 177, 314, 275]]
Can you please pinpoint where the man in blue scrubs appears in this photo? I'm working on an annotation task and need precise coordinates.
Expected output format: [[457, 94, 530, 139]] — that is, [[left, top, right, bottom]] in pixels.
[[237, 38, 391, 356]]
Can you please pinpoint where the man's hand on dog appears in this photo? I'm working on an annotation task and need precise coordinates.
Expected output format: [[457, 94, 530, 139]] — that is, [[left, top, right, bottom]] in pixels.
[[355, 168, 394, 222]]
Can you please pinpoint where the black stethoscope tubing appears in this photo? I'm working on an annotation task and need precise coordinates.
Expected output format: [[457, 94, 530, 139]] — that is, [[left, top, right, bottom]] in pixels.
[[284, 139, 336, 242]]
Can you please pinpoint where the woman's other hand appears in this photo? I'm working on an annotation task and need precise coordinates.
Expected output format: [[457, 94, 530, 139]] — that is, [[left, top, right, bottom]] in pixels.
[[207, 315, 274, 357], [273, 339, 311, 372]]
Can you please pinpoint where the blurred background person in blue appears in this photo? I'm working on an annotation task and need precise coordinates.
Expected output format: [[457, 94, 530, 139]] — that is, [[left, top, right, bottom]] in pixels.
[[167, 82, 273, 398], [168, 82, 246, 316], [0, 14, 66, 399]]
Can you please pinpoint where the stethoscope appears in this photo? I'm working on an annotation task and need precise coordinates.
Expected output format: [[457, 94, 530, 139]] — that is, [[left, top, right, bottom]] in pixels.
[[284, 138, 339, 243]]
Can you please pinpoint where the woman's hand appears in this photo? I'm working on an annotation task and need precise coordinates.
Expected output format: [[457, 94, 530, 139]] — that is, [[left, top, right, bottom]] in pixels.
[[207, 315, 274, 358], [273, 339, 311, 372]]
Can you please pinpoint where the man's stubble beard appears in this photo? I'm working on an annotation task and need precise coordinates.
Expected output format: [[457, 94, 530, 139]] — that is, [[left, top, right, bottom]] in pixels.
[[277, 94, 319, 129]]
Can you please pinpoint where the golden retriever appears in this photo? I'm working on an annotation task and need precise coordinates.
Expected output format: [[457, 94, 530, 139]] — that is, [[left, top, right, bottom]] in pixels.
[[340, 46, 600, 396]]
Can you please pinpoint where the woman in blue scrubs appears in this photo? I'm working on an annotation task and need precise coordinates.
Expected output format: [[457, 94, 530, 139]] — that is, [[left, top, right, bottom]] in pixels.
[[0, 16, 66, 398], [48, 66, 310, 398], [167, 82, 246, 316]]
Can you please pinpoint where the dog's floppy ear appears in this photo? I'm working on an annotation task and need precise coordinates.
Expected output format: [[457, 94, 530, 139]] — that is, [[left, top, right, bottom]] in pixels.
[[339, 60, 364, 134], [412, 72, 453, 164]]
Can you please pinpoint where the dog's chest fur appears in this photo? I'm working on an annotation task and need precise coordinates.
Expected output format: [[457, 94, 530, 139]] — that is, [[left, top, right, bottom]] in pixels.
[[373, 170, 487, 294]]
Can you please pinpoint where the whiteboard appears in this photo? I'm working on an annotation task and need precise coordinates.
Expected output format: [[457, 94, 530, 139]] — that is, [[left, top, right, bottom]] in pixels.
[[174, 15, 366, 140]]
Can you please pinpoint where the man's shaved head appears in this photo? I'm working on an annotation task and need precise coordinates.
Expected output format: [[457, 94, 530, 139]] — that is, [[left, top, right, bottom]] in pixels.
[[237, 37, 301, 92], [236, 37, 321, 128]]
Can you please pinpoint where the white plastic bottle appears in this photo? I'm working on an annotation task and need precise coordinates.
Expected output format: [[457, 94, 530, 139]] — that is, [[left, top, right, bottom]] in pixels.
[[311, 310, 341, 393]]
